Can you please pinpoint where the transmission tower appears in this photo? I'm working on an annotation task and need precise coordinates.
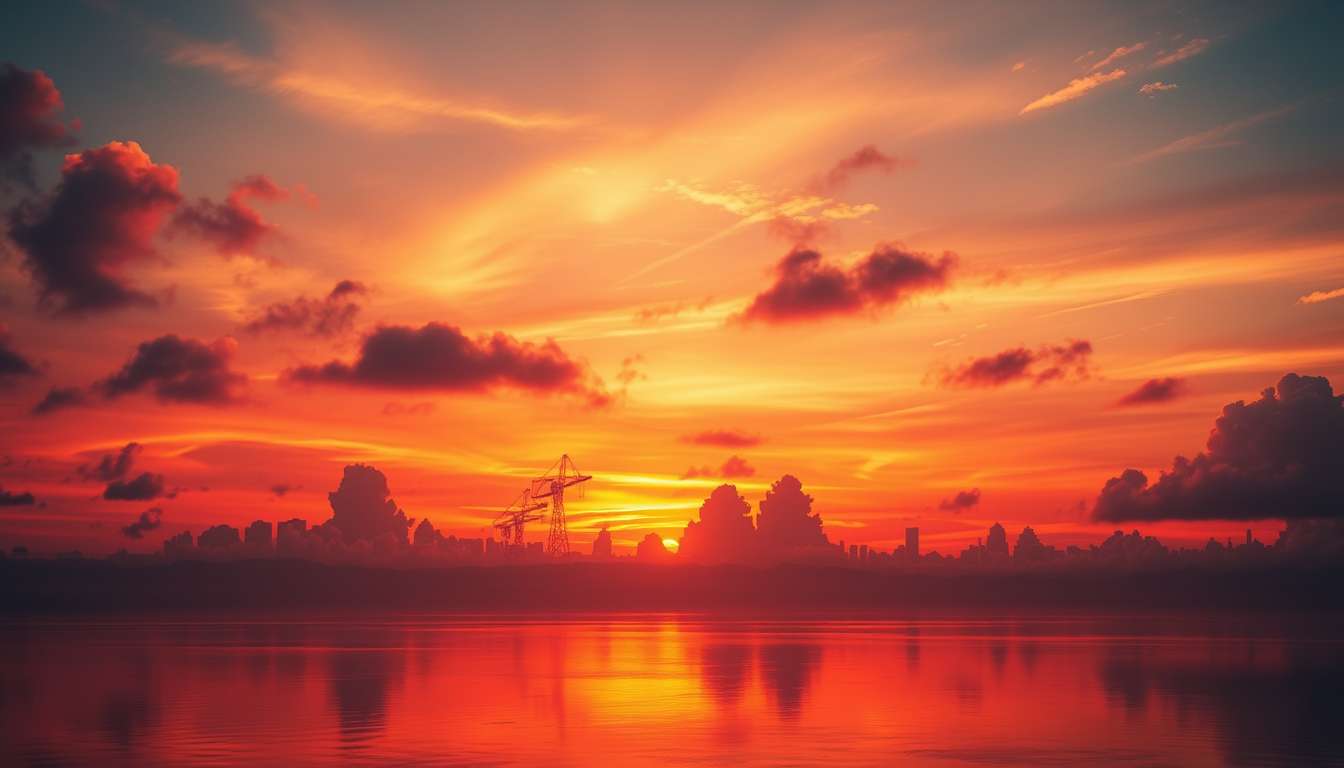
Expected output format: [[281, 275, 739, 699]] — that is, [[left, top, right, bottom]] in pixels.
[[530, 454, 591, 556], [492, 488, 547, 548]]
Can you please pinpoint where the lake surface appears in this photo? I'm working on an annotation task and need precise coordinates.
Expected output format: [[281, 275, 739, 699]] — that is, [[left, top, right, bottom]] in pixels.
[[2, 615, 1341, 766]]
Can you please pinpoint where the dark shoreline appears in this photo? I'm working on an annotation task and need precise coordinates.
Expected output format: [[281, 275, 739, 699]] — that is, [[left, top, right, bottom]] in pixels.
[[4, 559, 1343, 616]]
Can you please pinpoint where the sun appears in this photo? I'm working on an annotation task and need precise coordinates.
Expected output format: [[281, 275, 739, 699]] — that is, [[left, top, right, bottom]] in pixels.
[[662, 537, 680, 551]]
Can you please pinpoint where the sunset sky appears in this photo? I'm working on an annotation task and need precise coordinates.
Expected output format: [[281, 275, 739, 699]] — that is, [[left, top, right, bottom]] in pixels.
[[2, 0, 1342, 556]]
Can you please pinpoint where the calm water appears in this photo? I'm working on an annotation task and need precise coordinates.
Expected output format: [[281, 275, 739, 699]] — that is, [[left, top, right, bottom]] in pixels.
[[1, 615, 1341, 766]]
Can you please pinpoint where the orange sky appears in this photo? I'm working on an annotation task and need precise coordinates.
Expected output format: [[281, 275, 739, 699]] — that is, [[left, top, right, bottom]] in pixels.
[[1, 1, 1342, 555]]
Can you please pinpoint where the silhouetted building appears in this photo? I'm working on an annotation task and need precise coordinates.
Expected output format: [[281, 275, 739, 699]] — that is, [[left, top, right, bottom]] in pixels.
[[1013, 526, 1056, 562], [906, 527, 919, 562], [848, 544, 859, 560], [859, 544, 869, 561], [198, 525, 241, 549], [987, 522, 1009, 559], [163, 530, 193, 558], [245, 520, 273, 548], [592, 527, 613, 558], [412, 519, 441, 548]]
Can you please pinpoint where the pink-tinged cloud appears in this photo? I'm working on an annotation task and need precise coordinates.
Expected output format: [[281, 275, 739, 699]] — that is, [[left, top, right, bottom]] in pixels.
[[1139, 81, 1178, 96], [1153, 38, 1210, 68], [1094, 373, 1344, 521], [7, 141, 181, 314], [1092, 42, 1146, 71], [813, 145, 907, 191], [0, 62, 78, 187], [1298, 287, 1344, 305], [1116, 377, 1189, 407], [742, 244, 955, 324], [97, 335, 247, 405], [173, 174, 293, 257], [681, 430, 762, 448], [285, 322, 608, 403], [1020, 69, 1127, 114], [941, 340, 1093, 388], [243, 280, 369, 337]]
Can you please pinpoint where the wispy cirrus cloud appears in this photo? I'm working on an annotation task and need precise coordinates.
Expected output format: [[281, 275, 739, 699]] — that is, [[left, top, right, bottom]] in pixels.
[[1129, 106, 1294, 164], [1092, 42, 1146, 71], [1020, 69, 1126, 114], [1153, 37, 1211, 68], [1298, 287, 1344, 305], [165, 38, 592, 133]]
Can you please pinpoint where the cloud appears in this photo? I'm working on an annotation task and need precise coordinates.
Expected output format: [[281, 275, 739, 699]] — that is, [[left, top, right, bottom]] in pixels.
[[681, 430, 763, 449], [120, 507, 163, 539], [285, 322, 607, 403], [0, 62, 78, 188], [683, 454, 757, 479], [1012, 61, 1026, 73], [812, 145, 907, 191], [78, 442, 140, 482], [243, 280, 369, 337], [939, 488, 981, 511], [1092, 42, 1147, 71], [165, 37, 590, 133], [320, 463, 411, 545], [6, 141, 181, 314], [940, 339, 1093, 388], [96, 335, 247, 404], [0, 328, 39, 386], [103, 472, 166, 501], [270, 483, 295, 497], [1153, 38, 1210, 68], [0, 487, 36, 506], [1129, 106, 1294, 164], [1298, 287, 1344, 305], [1139, 81, 1178, 96], [1020, 69, 1127, 114], [1116, 377, 1188, 407], [30, 386, 88, 415], [1094, 373, 1344, 522], [172, 174, 295, 257], [741, 244, 955, 323]]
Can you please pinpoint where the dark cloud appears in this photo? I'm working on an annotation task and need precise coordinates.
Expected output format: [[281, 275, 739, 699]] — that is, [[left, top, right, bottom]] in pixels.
[[321, 464, 411, 545], [1117, 377, 1188, 406], [285, 322, 607, 403], [940, 340, 1092, 388], [939, 488, 982, 511], [681, 430, 763, 448], [30, 386, 88, 415], [7, 141, 180, 314], [242, 280, 368, 337], [79, 442, 140, 482], [757, 474, 828, 553], [679, 484, 757, 563], [96, 335, 246, 404], [0, 63, 77, 189], [813, 145, 907, 191], [120, 507, 162, 539], [271, 483, 295, 497], [742, 244, 954, 323], [172, 174, 291, 257], [103, 472, 166, 501], [683, 455, 756, 480], [1094, 373, 1344, 522], [0, 328, 39, 385], [0, 487, 36, 506]]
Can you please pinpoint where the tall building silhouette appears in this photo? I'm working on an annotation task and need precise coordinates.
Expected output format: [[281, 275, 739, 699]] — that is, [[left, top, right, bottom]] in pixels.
[[906, 527, 919, 562]]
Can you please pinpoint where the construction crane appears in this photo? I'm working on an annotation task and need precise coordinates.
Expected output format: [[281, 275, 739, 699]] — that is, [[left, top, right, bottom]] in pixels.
[[492, 488, 547, 549], [529, 454, 591, 556]]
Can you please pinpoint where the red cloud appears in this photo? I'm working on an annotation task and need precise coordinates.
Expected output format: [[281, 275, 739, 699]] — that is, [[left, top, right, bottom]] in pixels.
[[814, 145, 907, 191], [681, 430, 763, 448], [0, 63, 78, 187], [173, 174, 296, 257], [941, 340, 1092, 388], [1116, 377, 1188, 407]]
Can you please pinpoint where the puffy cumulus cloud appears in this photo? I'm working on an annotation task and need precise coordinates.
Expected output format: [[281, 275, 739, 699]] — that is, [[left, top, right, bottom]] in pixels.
[[939, 488, 981, 511], [78, 442, 140, 482], [681, 429, 762, 448], [0, 63, 77, 188], [121, 507, 163, 539], [682, 455, 756, 480], [172, 174, 299, 257], [7, 141, 181, 314], [679, 484, 756, 563], [30, 386, 88, 415], [1094, 373, 1344, 522], [1020, 69, 1127, 114], [0, 327, 39, 386], [96, 335, 247, 404], [1153, 38, 1210, 68], [756, 474, 828, 553], [285, 322, 607, 404], [1116, 377, 1188, 407], [242, 280, 368, 337], [320, 463, 412, 545], [812, 145, 907, 191], [741, 244, 955, 324], [0, 486, 36, 506], [103, 472, 166, 501], [940, 339, 1092, 388]]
